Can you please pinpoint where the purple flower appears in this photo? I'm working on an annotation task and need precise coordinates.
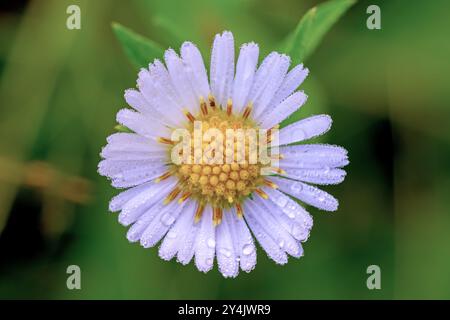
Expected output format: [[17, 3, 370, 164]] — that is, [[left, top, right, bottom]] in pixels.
[[99, 31, 349, 277]]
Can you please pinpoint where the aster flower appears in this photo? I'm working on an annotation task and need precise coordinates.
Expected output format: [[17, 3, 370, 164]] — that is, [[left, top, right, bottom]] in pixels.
[[99, 31, 349, 277]]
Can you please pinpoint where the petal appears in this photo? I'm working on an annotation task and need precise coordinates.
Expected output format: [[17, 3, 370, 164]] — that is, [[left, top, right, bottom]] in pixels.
[[215, 208, 239, 278], [109, 182, 154, 212], [148, 59, 184, 112], [278, 114, 332, 146], [231, 42, 259, 113], [264, 186, 313, 235], [249, 53, 290, 120], [251, 198, 303, 258], [270, 176, 339, 211], [98, 159, 166, 178], [116, 109, 171, 139], [227, 210, 257, 272], [140, 201, 187, 248], [159, 200, 197, 260], [181, 42, 210, 100], [136, 69, 185, 127], [243, 201, 288, 264], [164, 49, 198, 113], [117, 177, 176, 226], [269, 64, 309, 108], [124, 89, 156, 116], [210, 31, 235, 107], [280, 167, 347, 185], [126, 201, 166, 242], [110, 164, 167, 189], [194, 206, 216, 273], [279, 144, 349, 169], [101, 148, 168, 161], [105, 133, 165, 153], [261, 187, 312, 242], [177, 208, 201, 265], [259, 91, 308, 129]]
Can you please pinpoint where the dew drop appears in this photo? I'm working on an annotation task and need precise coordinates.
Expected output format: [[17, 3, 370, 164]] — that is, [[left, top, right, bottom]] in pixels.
[[291, 183, 303, 193], [207, 238, 216, 249], [167, 230, 177, 239], [219, 248, 232, 258], [161, 213, 175, 226], [292, 224, 306, 240], [242, 244, 254, 256], [275, 196, 287, 208]]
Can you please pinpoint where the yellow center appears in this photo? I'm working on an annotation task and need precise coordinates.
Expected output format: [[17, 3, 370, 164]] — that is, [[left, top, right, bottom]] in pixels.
[[174, 107, 265, 208], [156, 97, 279, 225]]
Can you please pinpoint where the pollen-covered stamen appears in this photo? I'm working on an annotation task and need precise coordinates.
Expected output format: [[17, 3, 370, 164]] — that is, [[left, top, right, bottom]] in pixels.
[[265, 125, 279, 144], [168, 99, 277, 219], [242, 103, 253, 120], [194, 203, 205, 223], [163, 186, 182, 204], [254, 188, 269, 200], [208, 94, 216, 108], [226, 98, 233, 116], [213, 207, 223, 226], [263, 179, 278, 189], [267, 167, 286, 175], [178, 191, 192, 203], [271, 154, 284, 160], [235, 203, 243, 218], [158, 137, 175, 145], [183, 108, 196, 123], [267, 125, 279, 139], [200, 96, 208, 115], [155, 170, 173, 183]]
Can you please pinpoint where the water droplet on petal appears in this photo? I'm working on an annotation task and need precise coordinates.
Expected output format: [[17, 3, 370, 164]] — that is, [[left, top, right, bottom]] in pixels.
[[207, 238, 216, 249], [275, 196, 287, 208], [292, 224, 306, 240], [167, 230, 177, 239], [291, 183, 303, 193], [219, 248, 231, 258], [161, 213, 175, 226], [242, 244, 254, 256]]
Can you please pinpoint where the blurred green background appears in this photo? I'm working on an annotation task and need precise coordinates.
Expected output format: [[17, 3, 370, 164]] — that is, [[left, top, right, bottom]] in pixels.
[[1, 0, 450, 299]]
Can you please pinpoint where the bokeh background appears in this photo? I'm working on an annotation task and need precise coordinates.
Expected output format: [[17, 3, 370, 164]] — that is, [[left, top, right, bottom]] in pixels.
[[1, 0, 449, 299]]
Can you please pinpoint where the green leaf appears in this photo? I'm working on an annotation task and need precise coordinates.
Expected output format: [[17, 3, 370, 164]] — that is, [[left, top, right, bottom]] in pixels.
[[112, 22, 164, 69], [114, 124, 133, 133], [284, 0, 355, 64]]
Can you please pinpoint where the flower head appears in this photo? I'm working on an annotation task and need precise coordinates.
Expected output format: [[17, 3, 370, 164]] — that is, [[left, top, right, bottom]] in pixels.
[[99, 31, 349, 277]]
